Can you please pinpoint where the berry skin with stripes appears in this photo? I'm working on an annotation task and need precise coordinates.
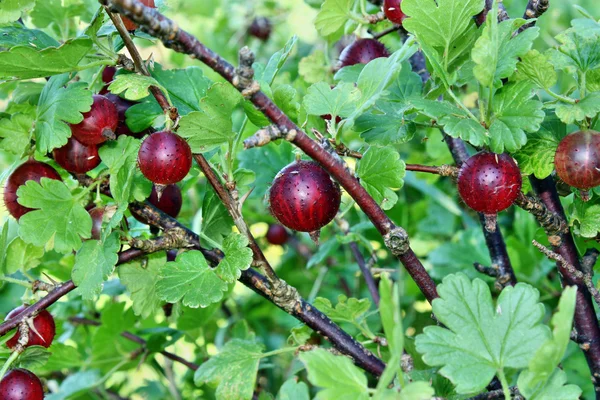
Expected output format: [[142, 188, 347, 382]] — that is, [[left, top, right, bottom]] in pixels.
[[268, 160, 341, 233], [555, 131, 600, 191], [53, 136, 100, 174], [338, 39, 389, 68], [138, 131, 192, 185], [457, 152, 522, 214], [70, 95, 118, 146]]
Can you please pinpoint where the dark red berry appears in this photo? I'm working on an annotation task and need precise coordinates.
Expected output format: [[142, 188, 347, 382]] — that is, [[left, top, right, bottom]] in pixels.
[[5, 306, 55, 349], [555, 131, 600, 191], [383, 0, 406, 24], [266, 224, 289, 245], [122, 0, 155, 31], [138, 131, 192, 185], [89, 207, 105, 240], [269, 160, 341, 233], [102, 66, 116, 85], [3, 160, 62, 220], [53, 136, 100, 174], [104, 93, 143, 137], [0, 369, 44, 400], [457, 152, 522, 214], [339, 39, 389, 68], [70, 95, 118, 146], [248, 17, 272, 41], [133, 184, 182, 224]]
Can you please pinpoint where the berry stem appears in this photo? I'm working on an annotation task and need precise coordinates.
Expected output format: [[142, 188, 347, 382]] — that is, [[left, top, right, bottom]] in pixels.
[[0, 276, 32, 289], [446, 89, 480, 123], [0, 351, 20, 380]]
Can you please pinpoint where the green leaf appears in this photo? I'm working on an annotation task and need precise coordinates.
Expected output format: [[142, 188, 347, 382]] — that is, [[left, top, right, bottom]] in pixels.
[[38, 343, 82, 373], [194, 339, 264, 400], [34, 74, 93, 154], [520, 368, 582, 400], [259, 35, 298, 85], [571, 203, 600, 238], [379, 273, 403, 359], [313, 295, 371, 324], [277, 378, 310, 400], [0, 0, 35, 23], [118, 252, 165, 319], [0, 223, 9, 275], [554, 92, 600, 125], [5, 237, 44, 274], [0, 113, 34, 156], [0, 23, 59, 49], [238, 141, 295, 199], [72, 232, 120, 300], [150, 65, 208, 115], [355, 102, 416, 146], [489, 81, 544, 153], [516, 50, 558, 89], [198, 189, 234, 247], [98, 135, 149, 204], [17, 178, 92, 253], [549, 29, 600, 74], [156, 250, 229, 308], [299, 348, 369, 399], [29, 0, 89, 29], [109, 74, 165, 102], [298, 51, 330, 84], [215, 233, 253, 283], [13, 346, 50, 370], [178, 82, 243, 153], [0, 38, 103, 80], [274, 85, 300, 122], [518, 287, 577, 398], [357, 147, 405, 210], [315, 0, 355, 38], [303, 81, 359, 118], [472, 15, 538, 87], [399, 381, 436, 400], [45, 370, 102, 400], [415, 273, 550, 394]]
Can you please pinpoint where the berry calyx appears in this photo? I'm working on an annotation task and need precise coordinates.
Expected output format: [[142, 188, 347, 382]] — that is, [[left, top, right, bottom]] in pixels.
[[383, 0, 406, 25], [268, 160, 341, 234], [138, 131, 193, 185], [121, 0, 156, 31], [457, 152, 522, 215], [0, 369, 44, 400], [133, 184, 182, 225], [266, 224, 289, 245], [5, 306, 55, 349], [70, 95, 118, 146], [248, 17, 272, 41], [53, 136, 100, 174], [338, 39, 389, 68], [3, 160, 62, 220], [554, 130, 600, 200]]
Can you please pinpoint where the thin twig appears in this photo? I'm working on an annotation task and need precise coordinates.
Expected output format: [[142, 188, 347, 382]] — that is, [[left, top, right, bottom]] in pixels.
[[519, 0, 550, 32], [405, 164, 458, 177]]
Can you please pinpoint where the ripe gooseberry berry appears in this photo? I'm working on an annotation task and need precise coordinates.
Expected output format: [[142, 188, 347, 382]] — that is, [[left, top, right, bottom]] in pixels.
[[248, 17, 272, 41], [99, 66, 116, 95], [339, 39, 389, 68], [0, 369, 44, 400], [138, 131, 192, 185], [133, 184, 183, 225], [457, 152, 522, 230], [104, 93, 145, 138], [53, 136, 100, 174], [554, 130, 600, 201], [266, 224, 289, 245], [3, 160, 62, 220], [70, 95, 118, 146], [383, 0, 406, 25], [5, 306, 55, 349], [268, 160, 341, 238]]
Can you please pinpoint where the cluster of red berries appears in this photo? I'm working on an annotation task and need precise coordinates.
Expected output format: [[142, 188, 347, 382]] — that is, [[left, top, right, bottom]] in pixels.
[[0, 306, 56, 400]]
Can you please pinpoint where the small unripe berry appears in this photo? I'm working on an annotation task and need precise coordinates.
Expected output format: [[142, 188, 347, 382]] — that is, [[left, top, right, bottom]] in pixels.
[[457, 152, 522, 215], [70, 95, 118, 145], [4, 160, 62, 220], [383, 0, 406, 24], [339, 39, 389, 68], [555, 131, 600, 196], [0, 369, 44, 400], [266, 224, 289, 245], [121, 0, 156, 31], [53, 136, 100, 174], [269, 160, 341, 233], [248, 17, 272, 41], [5, 306, 55, 349], [138, 131, 193, 185]]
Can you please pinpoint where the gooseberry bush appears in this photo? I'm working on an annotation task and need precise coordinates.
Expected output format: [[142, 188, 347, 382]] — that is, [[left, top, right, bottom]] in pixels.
[[1, 0, 600, 398]]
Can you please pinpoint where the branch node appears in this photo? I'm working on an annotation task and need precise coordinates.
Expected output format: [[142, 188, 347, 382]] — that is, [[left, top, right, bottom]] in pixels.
[[233, 46, 260, 97], [270, 279, 301, 313], [244, 126, 296, 149], [32, 280, 56, 294], [130, 227, 194, 252], [515, 192, 568, 238], [383, 227, 410, 257]]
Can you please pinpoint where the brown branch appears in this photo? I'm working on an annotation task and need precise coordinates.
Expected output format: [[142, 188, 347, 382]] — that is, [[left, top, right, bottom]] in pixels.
[[69, 317, 199, 371], [519, 0, 550, 32], [370, 25, 403, 40], [104, 7, 178, 121], [514, 192, 568, 239], [405, 164, 458, 177], [100, 0, 439, 304]]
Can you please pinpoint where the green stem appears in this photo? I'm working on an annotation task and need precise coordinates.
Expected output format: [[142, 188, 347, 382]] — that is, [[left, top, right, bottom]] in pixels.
[[0, 276, 32, 289], [199, 233, 223, 251], [92, 358, 130, 388], [447, 89, 480, 122], [545, 88, 577, 104], [0, 351, 20, 379], [486, 85, 494, 126], [581, 71, 587, 99], [308, 266, 328, 303], [498, 369, 511, 400], [260, 347, 298, 359]]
